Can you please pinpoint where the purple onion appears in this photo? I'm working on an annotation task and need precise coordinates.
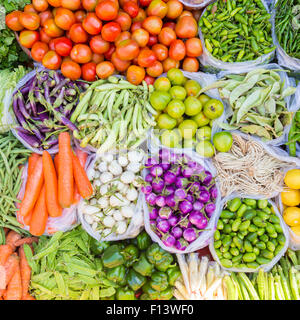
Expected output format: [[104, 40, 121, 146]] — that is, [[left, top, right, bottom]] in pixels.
[[156, 195, 166, 207], [210, 185, 218, 199], [175, 239, 188, 251], [164, 185, 175, 195], [150, 164, 164, 177], [182, 167, 194, 178], [199, 190, 210, 203], [183, 228, 197, 243], [195, 215, 208, 230], [168, 214, 179, 227], [179, 200, 193, 215], [157, 219, 170, 233], [149, 207, 159, 220], [161, 163, 171, 171], [141, 184, 152, 195], [145, 157, 158, 168], [189, 211, 204, 226], [174, 188, 187, 200], [152, 178, 165, 193], [163, 171, 176, 185], [186, 194, 194, 203], [193, 201, 204, 211], [145, 174, 154, 183], [145, 193, 157, 206], [171, 226, 183, 239], [205, 202, 216, 217], [165, 194, 176, 207]]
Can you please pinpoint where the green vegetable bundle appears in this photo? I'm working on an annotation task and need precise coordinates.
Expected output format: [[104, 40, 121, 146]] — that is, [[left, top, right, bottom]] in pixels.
[[71, 76, 157, 153], [287, 110, 300, 156], [199, 68, 296, 141]]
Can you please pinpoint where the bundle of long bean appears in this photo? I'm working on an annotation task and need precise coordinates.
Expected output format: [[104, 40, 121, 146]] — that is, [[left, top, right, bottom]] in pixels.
[[275, 0, 300, 59], [71, 76, 157, 153], [0, 131, 31, 233]]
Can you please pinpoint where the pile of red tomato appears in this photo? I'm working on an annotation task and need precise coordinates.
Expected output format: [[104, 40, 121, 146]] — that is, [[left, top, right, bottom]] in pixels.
[[5, 0, 203, 85]]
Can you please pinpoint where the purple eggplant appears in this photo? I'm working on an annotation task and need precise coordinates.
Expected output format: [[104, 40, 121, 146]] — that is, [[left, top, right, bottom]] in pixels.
[[152, 178, 165, 193], [205, 202, 216, 217], [164, 185, 175, 195], [163, 171, 176, 185], [145, 157, 158, 168], [175, 239, 188, 251], [149, 207, 159, 220], [171, 226, 183, 239], [199, 190, 210, 203], [167, 214, 178, 227], [193, 201, 204, 211], [145, 193, 157, 206], [179, 200, 193, 215], [183, 228, 197, 243], [145, 174, 154, 183], [157, 219, 170, 233], [165, 194, 176, 208], [150, 164, 164, 177], [175, 176, 189, 188], [141, 184, 152, 194], [156, 195, 166, 207], [174, 188, 186, 200], [159, 207, 172, 219], [162, 234, 176, 247]]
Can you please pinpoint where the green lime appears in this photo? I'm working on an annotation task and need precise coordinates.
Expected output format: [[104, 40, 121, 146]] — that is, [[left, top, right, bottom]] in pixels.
[[203, 99, 224, 119], [198, 94, 211, 106], [209, 119, 214, 127], [183, 138, 196, 148], [184, 79, 201, 96], [178, 119, 198, 139], [191, 112, 210, 127], [154, 77, 171, 92], [161, 129, 181, 148], [157, 113, 177, 130], [184, 96, 202, 116], [196, 140, 215, 158], [167, 68, 185, 85], [166, 100, 185, 119], [177, 117, 184, 125], [169, 86, 187, 100], [213, 131, 233, 152], [196, 126, 212, 140], [150, 91, 172, 111]]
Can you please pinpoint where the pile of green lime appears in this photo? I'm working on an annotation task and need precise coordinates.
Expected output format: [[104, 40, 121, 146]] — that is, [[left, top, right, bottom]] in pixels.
[[149, 68, 229, 157]]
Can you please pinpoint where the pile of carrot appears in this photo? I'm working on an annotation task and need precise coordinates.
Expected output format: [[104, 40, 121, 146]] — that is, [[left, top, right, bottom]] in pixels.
[[18, 132, 93, 236], [0, 229, 37, 300]]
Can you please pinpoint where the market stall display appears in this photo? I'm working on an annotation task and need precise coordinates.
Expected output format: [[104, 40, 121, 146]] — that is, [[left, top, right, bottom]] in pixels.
[[0, 0, 300, 302]]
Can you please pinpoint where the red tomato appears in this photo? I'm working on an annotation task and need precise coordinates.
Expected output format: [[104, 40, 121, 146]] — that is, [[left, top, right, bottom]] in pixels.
[[54, 8, 76, 30], [104, 44, 115, 60], [40, 28, 52, 43], [95, 0, 119, 21], [116, 39, 139, 61], [81, 62, 97, 81], [162, 56, 179, 72], [175, 16, 198, 39], [115, 31, 131, 46], [19, 12, 40, 30], [62, 56, 72, 63], [31, 41, 49, 62], [92, 53, 104, 64], [42, 50, 62, 69], [123, 1, 139, 18], [130, 21, 142, 33], [132, 28, 149, 47], [169, 39, 186, 61], [182, 57, 199, 72], [132, 8, 146, 23], [32, 0, 49, 12], [152, 43, 168, 61], [126, 65, 145, 85], [144, 75, 155, 85], [115, 11, 131, 31], [39, 11, 53, 27], [90, 35, 110, 54], [19, 30, 40, 48], [101, 22, 121, 42], [5, 11, 24, 31], [54, 37, 73, 56], [69, 23, 88, 43], [185, 37, 203, 57], [139, 0, 152, 6], [146, 0, 168, 19], [179, 10, 193, 18], [61, 61, 82, 80], [49, 38, 58, 50], [142, 16, 163, 35], [146, 60, 163, 77], [166, 0, 183, 19], [44, 18, 64, 37], [147, 34, 158, 46], [24, 4, 38, 13], [111, 52, 131, 71], [82, 0, 99, 11], [71, 44, 92, 63], [163, 21, 176, 30], [96, 61, 115, 79], [75, 10, 86, 22], [47, 0, 62, 7], [61, 0, 81, 11], [137, 48, 156, 68], [158, 27, 176, 47], [119, 0, 137, 7], [82, 13, 102, 35]]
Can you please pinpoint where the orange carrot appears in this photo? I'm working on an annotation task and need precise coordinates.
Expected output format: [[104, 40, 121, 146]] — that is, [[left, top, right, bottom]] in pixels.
[[14, 237, 38, 247], [0, 245, 13, 265], [29, 185, 48, 237], [72, 152, 93, 199], [4, 258, 22, 300], [19, 157, 44, 217], [19, 246, 31, 299], [0, 254, 19, 291], [23, 210, 33, 226], [73, 149, 88, 204], [43, 151, 62, 217], [3, 228, 9, 236], [58, 132, 73, 208], [54, 154, 59, 174], [5, 231, 22, 251], [28, 153, 40, 176], [22, 294, 35, 300]]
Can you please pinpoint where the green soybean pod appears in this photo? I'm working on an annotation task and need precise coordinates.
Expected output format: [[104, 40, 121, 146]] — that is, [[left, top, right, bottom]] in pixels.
[[230, 242, 236, 248], [220, 258, 233, 268], [229, 219, 234, 225], [260, 234, 269, 243], [232, 218, 242, 232], [274, 224, 283, 233], [257, 228, 265, 236], [248, 224, 258, 233], [277, 234, 286, 246], [244, 240, 253, 253], [237, 233, 245, 240], [243, 209, 257, 220], [223, 252, 232, 260], [237, 204, 247, 218], [267, 241, 276, 252], [223, 218, 229, 224], [230, 247, 240, 257], [253, 247, 260, 256], [247, 262, 260, 269], [230, 232, 236, 237], [228, 198, 242, 212], [214, 230, 221, 241], [270, 238, 278, 247], [217, 220, 224, 230], [215, 249, 222, 257], [214, 240, 222, 249], [243, 252, 257, 263], [220, 246, 229, 253], [261, 249, 274, 260], [237, 263, 247, 269], [239, 220, 251, 232], [257, 199, 268, 209], [256, 241, 266, 250], [221, 210, 235, 219], [244, 199, 257, 207], [232, 254, 243, 263]]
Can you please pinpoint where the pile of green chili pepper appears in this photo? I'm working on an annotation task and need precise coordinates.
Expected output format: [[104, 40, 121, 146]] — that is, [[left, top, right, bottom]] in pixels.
[[275, 0, 300, 59], [0, 131, 31, 234], [287, 110, 300, 156], [91, 231, 181, 300], [199, 0, 276, 63]]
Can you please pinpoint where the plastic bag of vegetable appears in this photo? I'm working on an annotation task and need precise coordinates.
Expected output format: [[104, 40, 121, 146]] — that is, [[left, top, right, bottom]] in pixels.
[[178, 0, 215, 9], [142, 147, 221, 254], [198, 0, 275, 73], [271, 0, 300, 71], [16, 162, 79, 235], [209, 195, 290, 273], [78, 149, 145, 242]]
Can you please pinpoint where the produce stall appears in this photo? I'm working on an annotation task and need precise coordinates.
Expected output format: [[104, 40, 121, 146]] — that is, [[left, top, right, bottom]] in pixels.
[[0, 0, 300, 302]]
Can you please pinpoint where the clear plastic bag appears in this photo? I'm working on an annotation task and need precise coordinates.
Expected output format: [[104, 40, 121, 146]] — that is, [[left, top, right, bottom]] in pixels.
[[271, 0, 300, 71], [179, 0, 215, 9], [78, 150, 145, 242], [209, 195, 290, 273], [198, 0, 275, 73], [143, 148, 222, 254]]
